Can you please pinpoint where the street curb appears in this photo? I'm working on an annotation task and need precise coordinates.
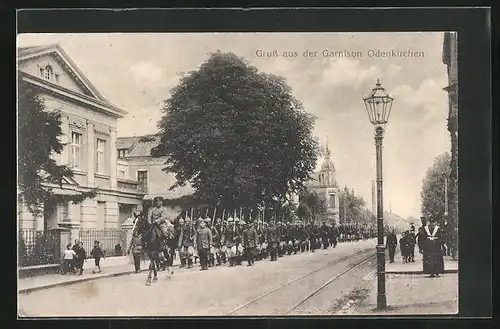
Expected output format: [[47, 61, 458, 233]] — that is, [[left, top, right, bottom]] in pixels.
[[18, 264, 181, 294], [386, 269, 458, 275]]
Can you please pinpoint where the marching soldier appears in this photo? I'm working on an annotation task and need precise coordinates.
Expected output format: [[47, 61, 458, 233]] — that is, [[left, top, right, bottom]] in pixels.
[[285, 222, 294, 255], [210, 217, 222, 266], [277, 221, 286, 257], [242, 221, 259, 266], [178, 217, 196, 269], [217, 218, 227, 264], [320, 221, 330, 249], [299, 223, 308, 252], [266, 221, 279, 261], [203, 217, 216, 267], [309, 222, 319, 252], [234, 218, 244, 265], [224, 217, 238, 266], [330, 224, 338, 248]]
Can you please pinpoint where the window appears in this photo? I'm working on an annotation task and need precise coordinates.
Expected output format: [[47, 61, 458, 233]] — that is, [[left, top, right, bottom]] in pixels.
[[96, 139, 106, 174], [59, 202, 69, 221], [118, 149, 127, 159], [44, 65, 53, 81], [137, 170, 148, 193], [70, 132, 82, 168]]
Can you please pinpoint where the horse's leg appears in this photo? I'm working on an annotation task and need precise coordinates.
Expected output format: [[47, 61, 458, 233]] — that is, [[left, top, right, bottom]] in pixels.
[[152, 253, 158, 282], [145, 253, 153, 286]]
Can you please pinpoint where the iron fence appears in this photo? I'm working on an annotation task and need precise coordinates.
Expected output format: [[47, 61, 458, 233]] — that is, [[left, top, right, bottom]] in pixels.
[[79, 229, 128, 258], [18, 229, 62, 267]]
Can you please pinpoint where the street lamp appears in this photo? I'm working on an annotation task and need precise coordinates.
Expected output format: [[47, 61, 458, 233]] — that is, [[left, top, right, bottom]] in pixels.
[[363, 79, 394, 309]]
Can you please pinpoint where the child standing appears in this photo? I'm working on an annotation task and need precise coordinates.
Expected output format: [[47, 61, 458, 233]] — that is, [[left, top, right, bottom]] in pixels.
[[91, 240, 105, 273], [61, 244, 76, 275]]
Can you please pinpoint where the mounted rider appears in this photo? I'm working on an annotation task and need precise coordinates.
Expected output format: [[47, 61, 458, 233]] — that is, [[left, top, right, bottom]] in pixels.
[[149, 197, 174, 246]]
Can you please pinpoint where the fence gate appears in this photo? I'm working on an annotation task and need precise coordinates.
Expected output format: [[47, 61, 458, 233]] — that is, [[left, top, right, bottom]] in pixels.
[[79, 229, 128, 258]]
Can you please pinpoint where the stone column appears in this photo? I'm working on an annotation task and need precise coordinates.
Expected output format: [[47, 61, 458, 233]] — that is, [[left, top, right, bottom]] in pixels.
[[104, 202, 119, 229], [58, 222, 81, 244], [121, 217, 135, 261], [35, 210, 44, 232], [110, 128, 118, 188], [80, 199, 97, 229], [87, 121, 95, 187]]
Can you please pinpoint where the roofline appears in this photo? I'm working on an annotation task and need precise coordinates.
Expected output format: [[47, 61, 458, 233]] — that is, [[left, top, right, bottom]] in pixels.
[[117, 133, 160, 139], [20, 72, 128, 118], [17, 44, 119, 109]]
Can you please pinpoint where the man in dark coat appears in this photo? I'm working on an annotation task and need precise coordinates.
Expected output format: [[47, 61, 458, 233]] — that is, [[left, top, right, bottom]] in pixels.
[[408, 226, 416, 262], [386, 229, 398, 263], [422, 216, 445, 277], [330, 224, 338, 248], [416, 216, 427, 254]]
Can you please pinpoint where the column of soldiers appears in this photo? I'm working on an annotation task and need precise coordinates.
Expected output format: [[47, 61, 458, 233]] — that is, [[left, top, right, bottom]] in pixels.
[[153, 215, 376, 272]]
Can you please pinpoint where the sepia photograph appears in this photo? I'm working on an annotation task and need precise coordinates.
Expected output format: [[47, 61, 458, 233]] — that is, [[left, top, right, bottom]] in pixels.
[[17, 31, 459, 317]]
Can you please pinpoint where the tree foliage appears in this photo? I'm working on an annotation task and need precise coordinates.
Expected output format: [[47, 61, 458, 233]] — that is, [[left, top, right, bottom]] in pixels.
[[17, 79, 97, 216], [339, 186, 369, 224], [152, 51, 319, 210], [297, 190, 327, 223], [420, 152, 451, 222]]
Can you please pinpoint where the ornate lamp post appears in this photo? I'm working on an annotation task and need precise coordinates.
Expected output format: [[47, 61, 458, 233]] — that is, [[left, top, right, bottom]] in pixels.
[[363, 79, 394, 309]]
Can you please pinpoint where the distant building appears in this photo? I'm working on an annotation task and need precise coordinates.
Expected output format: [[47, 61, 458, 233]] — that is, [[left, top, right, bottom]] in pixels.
[[17, 44, 144, 237], [116, 134, 193, 215], [304, 140, 340, 225], [442, 32, 458, 228]]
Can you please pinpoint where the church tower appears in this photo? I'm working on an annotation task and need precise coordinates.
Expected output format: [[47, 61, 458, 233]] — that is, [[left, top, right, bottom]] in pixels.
[[317, 138, 340, 226]]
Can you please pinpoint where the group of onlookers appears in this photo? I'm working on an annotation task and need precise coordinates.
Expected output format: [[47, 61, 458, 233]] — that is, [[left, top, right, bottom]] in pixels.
[[385, 216, 457, 277], [60, 240, 105, 275]]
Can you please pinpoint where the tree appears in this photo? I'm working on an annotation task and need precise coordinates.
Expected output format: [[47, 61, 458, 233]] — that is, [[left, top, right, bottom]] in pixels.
[[297, 190, 327, 223], [17, 79, 97, 217], [339, 186, 368, 225], [152, 51, 319, 210], [420, 152, 451, 222]]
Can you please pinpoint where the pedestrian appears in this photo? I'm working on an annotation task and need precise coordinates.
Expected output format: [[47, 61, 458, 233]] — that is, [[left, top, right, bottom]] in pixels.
[[90, 240, 105, 273], [416, 216, 427, 254], [128, 232, 143, 273], [74, 242, 86, 275], [422, 216, 445, 277], [386, 229, 397, 263], [399, 231, 409, 263], [242, 221, 258, 266], [60, 243, 76, 275], [196, 218, 212, 271], [408, 226, 416, 262]]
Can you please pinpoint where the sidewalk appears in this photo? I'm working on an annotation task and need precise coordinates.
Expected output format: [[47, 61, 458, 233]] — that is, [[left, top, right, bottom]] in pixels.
[[342, 249, 459, 315], [386, 248, 458, 274], [18, 255, 182, 294]]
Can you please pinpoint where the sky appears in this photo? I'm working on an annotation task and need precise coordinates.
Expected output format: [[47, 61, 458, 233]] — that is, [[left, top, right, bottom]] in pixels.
[[17, 32, 451, 219]]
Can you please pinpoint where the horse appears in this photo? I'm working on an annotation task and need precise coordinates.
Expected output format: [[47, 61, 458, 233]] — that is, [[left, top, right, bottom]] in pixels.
[[132, 211, 169, 286]]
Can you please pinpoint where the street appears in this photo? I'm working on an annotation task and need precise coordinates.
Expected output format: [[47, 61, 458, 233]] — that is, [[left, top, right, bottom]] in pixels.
[[19, 239, 377, 317]]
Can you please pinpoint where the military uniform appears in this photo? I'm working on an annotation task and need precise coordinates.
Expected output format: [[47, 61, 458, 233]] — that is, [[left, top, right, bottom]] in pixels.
[[330, 225, 338, 248], [178, 218, 196, 268], [148, 197, 174, 247], [224, 217, 239, 266], [320, 223, 330, 249], [242, 223, 258, 266], [266, 222, 279, 261]]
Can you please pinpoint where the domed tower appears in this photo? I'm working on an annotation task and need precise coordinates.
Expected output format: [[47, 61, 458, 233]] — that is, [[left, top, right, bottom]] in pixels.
[[317, 138, 340, 226]]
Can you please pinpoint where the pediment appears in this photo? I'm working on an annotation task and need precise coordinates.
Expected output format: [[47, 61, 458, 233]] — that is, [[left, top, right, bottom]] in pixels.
[[42, 172, 79, 186], [18, 44, 108, 105]]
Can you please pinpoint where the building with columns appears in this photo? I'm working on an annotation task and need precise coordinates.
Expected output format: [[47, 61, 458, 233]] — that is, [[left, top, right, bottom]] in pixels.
[[116, 134, 194, 217], [17, 44, 144, 237], [442, 32, 458, 229], [304, 140, 340, 226]]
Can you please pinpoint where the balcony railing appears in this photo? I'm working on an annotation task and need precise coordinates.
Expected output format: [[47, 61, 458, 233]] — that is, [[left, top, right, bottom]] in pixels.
[[117, 178, 140, 191]]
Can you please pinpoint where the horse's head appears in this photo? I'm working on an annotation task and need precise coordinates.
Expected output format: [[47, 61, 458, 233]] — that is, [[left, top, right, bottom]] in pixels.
[[132, 211, 149, 237]]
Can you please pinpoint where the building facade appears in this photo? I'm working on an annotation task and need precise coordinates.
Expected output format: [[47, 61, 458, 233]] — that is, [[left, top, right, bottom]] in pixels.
[[442, 32, 458, 230], [17, 44, 144, 237], [304, 141, 340, 226], [116, 134, 194, 217]]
